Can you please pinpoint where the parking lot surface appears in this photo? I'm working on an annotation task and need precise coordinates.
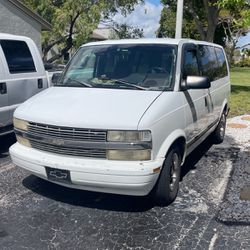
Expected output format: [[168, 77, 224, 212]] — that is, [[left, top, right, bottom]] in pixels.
[[1, 126, 250, 249]]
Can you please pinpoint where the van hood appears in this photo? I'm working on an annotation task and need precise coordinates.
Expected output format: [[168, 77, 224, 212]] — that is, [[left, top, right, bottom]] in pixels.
[[15, 87, 162, 130]]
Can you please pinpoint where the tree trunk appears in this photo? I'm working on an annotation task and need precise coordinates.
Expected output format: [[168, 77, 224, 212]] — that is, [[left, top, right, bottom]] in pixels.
[[187, 0, 219, 42], [47, 12, 80, 63], [42, 37, 66, 62], [202, 0, 219, 42], [186, 1, 206, 40]]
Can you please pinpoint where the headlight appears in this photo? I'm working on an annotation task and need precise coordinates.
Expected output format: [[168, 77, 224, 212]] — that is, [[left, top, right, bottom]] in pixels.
[[107, 130, 151, 142], [16, 135, 31, 148], [107, 149, 151, 161], [13, 118, 28, 131]]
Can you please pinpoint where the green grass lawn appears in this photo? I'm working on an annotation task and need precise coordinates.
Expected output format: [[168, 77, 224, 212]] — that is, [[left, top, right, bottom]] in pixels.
[[229, 67, 250, 117]]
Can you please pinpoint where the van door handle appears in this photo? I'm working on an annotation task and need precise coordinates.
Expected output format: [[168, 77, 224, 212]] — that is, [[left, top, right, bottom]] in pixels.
[[38, 79, 43, 89], [0, 82, 7, 94]]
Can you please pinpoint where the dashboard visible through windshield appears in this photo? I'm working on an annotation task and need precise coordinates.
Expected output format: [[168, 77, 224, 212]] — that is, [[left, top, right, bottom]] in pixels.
[[57, 44, 177, 91]]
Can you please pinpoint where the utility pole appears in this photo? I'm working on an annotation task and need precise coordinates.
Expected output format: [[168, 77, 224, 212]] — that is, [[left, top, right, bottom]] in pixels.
[[175, 0, 183, 39]]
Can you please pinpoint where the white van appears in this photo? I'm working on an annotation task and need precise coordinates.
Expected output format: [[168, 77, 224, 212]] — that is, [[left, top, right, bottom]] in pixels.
[[10, 39, 230, 205], [0, 33, 48, 136]]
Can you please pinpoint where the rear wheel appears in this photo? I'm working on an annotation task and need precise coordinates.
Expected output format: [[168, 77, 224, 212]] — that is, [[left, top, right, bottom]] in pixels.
[[212, 112, 226, 144], [152, 147, 181, 206]]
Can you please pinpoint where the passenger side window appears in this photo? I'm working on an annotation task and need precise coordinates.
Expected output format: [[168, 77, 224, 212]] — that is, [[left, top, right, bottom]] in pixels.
[[0, 40, 36, 74], [183, 50, 200, 77], [215, 47, 227, 78], [198, 45, 218, 81]]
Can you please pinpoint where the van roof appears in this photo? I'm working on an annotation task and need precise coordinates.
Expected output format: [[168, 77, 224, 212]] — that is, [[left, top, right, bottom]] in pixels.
[[82, 38, 223, 48], [0, 33, 33, 42]]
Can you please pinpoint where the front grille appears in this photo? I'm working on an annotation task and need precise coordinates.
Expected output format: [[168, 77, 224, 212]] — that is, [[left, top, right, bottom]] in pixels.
[[30, 141, 106, 159], [27, 122, 107, 158], [28, 122, 107, 142]]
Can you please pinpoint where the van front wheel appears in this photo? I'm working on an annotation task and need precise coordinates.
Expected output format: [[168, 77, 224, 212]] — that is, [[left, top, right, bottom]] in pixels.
[[152, 147, 181, 206], [212, 112, 226, 144]]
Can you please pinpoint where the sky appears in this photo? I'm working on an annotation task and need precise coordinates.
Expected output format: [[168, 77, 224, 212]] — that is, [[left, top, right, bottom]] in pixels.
[[146, 0, 161, 5], [237, 33, 250, 48], [113, 0, 163, 38]]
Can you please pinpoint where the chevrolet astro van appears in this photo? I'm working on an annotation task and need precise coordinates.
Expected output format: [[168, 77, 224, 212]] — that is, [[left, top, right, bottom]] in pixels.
[[10, 39, 230, 205], [0, 33, 49, 136]]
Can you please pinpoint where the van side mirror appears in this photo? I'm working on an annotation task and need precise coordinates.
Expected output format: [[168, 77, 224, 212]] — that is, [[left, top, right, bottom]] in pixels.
[[52, 72, 62, 84], [183, 76, 211, 90]]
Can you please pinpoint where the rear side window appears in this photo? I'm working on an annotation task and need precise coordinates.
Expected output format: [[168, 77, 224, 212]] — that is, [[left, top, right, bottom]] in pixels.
[[215, 47, 227, 78], [0, 40, 36, 74], [198, 45, 218, 81], [183, 50, 200, 76]]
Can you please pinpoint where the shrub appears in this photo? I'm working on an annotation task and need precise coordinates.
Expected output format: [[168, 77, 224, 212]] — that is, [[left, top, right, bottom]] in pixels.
[[234, 58, 250, 67]]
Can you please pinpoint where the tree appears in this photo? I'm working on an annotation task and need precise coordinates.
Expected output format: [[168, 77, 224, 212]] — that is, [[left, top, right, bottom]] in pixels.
[[23, 0, 143, 63], [217, 0, 250, 63], [158, 0, 250, 43], [157, 5, 199, 39], [110, 23, 144, 39], [158, 0, 220, 42], [242, 48, 250, 58]]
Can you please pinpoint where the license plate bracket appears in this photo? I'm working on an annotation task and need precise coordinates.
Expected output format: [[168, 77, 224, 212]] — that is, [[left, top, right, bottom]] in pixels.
[[45, 167, 71, 184]]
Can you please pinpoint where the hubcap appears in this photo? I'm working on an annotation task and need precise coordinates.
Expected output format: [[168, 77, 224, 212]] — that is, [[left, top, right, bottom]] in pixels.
[[169, 152, 179, 191], [219, 114, 226, 138]]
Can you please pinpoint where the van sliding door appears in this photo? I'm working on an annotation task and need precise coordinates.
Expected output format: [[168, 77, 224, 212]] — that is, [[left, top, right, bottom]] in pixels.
[[198, 45, 218, 126], [181, 43, 208, 144]]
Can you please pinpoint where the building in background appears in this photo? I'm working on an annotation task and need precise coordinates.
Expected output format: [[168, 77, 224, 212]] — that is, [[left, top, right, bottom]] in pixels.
[[0, 0, 51, 53], [91, 28, 114, 42]]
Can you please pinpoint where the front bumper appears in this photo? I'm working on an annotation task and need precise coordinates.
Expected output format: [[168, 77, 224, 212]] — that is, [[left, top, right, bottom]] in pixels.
[[10, 143, 164, 196]]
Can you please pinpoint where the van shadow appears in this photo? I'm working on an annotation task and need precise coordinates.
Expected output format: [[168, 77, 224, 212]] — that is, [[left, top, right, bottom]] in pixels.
[[0, 133, 16, 158], [180, 135, 214, 180], [22, 175, 154, 212], [22, 136, 216, 212]]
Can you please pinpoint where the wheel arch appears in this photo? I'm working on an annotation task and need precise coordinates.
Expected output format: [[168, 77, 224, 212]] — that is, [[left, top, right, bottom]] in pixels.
[[156, 129, 187, 165], [221, 98, 229, 117]]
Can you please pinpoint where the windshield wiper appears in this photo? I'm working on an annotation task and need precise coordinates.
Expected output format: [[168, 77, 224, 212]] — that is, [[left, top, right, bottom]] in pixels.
[[63, 78, 92, 87], [109, 78, 146, 90], [97, 75, 146, 90]]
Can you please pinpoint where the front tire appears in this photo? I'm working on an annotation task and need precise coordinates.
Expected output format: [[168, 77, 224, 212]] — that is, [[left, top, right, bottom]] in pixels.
[[212, 112, 226, 144], [152, 147, 181, 206]]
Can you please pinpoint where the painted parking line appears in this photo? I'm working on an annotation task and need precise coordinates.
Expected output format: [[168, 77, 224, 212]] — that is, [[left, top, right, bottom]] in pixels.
[[208, 233, 218, 250]]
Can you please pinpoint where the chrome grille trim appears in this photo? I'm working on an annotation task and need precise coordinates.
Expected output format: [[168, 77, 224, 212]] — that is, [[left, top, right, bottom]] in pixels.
[[28, 122, 107, 142], [26, 122, 107, 158], [30, 141, 106, 158]]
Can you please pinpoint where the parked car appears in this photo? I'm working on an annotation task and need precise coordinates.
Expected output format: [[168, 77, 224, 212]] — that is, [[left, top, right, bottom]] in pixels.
[[44, 63, 65, 86], [10, 38, 230, 205], [0, 33, 49, 136]]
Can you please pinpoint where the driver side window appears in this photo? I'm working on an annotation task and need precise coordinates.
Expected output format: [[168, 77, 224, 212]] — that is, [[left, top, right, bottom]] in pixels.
[[183, 50, 200, 77]]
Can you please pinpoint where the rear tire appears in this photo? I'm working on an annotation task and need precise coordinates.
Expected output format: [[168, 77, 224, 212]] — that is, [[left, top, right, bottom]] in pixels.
[[152, 147, 181, 206], [212, 112, 226, 144]]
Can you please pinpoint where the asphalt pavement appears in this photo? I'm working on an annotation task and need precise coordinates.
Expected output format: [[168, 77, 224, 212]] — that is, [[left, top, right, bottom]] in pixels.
[[1, 124, 250, 250]]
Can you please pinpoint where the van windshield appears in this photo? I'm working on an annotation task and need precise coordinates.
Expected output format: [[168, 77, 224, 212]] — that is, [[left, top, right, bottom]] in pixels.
[[57, 44, 177, 91]]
